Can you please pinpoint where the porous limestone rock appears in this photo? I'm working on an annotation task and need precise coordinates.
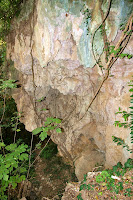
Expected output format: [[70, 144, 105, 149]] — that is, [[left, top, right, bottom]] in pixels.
[[7, 0, 133, 180]]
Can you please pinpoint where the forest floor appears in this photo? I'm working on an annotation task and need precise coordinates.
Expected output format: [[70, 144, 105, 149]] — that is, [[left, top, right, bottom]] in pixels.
[[62, 160, 133, 200], [79, 169, 133, 200], [29, 141, 77, 200], [29, 154, 133, 200], [17, 140, 132, 200]]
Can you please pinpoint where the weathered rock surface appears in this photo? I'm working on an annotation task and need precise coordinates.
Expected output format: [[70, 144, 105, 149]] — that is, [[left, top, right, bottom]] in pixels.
[[7, 0, 133, 180]]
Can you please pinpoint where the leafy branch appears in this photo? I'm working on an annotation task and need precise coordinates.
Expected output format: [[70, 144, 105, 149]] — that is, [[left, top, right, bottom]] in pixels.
[[113, 79, 133, 153], [0, 77, 62, 198]]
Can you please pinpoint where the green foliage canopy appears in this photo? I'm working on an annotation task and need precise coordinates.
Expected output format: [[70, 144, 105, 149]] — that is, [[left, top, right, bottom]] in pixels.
[[0, 0, 24, 39]]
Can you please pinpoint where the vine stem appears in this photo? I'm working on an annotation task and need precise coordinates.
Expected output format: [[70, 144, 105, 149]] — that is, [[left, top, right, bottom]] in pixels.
[[27, 133, 34, 179], [79, 13, 133, 121], [14, 117, 19, 143], [0, 92, 6, 124], [60, 1, 112, 126], [91, 0, 112, 67], [27, 0, 36, 179], [12, 139, 42, 176], [13, 122, 56, 177], [30, 137, 51, 168], [0, 92, 6, 155]]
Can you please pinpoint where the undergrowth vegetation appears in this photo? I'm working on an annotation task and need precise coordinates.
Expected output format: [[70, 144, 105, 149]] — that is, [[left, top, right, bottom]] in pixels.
[[0, 0, 24, 39], [0, 78, 62, 199], [77, 159, 133, 200], [40, 142, 58, 160], [113, 79, 133, 153]]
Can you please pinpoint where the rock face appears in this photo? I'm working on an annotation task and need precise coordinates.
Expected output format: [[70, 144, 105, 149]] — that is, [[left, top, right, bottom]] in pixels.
[[7, 0, 133, 180]]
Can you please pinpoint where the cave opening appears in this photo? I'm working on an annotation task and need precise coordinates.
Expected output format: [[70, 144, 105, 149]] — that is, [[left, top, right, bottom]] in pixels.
[[0, 97, 77, 199]]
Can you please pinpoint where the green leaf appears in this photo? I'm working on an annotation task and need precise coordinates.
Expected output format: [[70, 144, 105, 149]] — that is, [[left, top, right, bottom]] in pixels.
[[35, 143, 41, 149], [20, 175, 26, 182], [113, 165, 118, 172], [56, 128, 62, 133], [98, 192, 103, 195], [40, 108, 47, 111], [119, 53, 126, 58], [47, 125, 56, 130], [127, 54, 132, 59], [39, 131, 47, 141], [45, 118, 53, 125], [19, 153, 28, 161], [77, 193, 83, 200], [53, 118, 62, 124], [84, 174, 87, 182], [119, 182, 123, 191], [0, 142, 5, 150], [129, 107, 133, 109], [5, 163, 10, 168], [11, 182, 17, 189], [116, 162, 122, 169], [129, 88, 133, 92], [80, 184, 87, 191], [19, 167, 27, 173], [3, 174, 9, 181], [42, 127, 49, 132], [0, 79, 17, 89], [0, 173, 3, 179], [37, 96, 45, 102], [87, 184, 92, 190], [32, 127, 42, 135], [5, 143, 17, 151], [0, 142, 5, 147]]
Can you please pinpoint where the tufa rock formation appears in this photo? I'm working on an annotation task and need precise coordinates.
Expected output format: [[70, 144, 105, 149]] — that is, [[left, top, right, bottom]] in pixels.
[[7, 0, 133, 180]]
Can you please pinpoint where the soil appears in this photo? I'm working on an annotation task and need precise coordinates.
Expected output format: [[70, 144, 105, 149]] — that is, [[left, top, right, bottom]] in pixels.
[[29, 141, 78, 200]]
